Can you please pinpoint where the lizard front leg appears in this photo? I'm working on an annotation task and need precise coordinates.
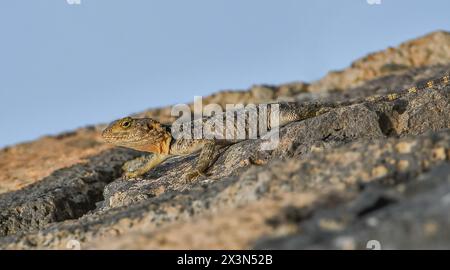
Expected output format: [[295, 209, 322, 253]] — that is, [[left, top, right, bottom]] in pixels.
[[186, 140, 217, 181], [122, 153, 169, 179]]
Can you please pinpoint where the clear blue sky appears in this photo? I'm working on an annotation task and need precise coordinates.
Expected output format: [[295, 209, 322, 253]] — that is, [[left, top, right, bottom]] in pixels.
[[0, 0, 449, 147]]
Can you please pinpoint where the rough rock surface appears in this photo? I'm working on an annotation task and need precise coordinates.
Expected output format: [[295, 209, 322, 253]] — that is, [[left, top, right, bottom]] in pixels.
[[1, 31, 450, 249]]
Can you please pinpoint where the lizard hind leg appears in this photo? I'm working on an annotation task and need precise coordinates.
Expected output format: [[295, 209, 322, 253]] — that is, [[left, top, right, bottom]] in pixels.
[[122, 153, 169, 179], [186, 140, 217, 181]]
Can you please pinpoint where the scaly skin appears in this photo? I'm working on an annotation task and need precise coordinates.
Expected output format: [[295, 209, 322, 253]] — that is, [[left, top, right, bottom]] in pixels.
[[102, 102, 333, 180], [102, 73, 450, 180]]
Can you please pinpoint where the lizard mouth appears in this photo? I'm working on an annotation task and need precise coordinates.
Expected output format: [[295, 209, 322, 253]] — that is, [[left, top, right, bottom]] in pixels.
[[102, 132, 135, 142], [101, 130, 155, 145], [102, 134, 129, 141], [101, 128, 130, 142]]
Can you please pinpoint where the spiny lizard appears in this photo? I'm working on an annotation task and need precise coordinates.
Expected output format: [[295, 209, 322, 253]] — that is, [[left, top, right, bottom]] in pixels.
[[102, 73, 449, 180]]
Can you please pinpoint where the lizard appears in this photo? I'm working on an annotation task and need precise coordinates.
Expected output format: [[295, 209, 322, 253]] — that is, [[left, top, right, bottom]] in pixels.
[[102, 73, 449, 180], [102, 101, 333, 180]]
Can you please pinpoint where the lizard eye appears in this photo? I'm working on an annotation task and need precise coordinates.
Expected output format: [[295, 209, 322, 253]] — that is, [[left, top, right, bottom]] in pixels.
[[121, 121, 131, 128]]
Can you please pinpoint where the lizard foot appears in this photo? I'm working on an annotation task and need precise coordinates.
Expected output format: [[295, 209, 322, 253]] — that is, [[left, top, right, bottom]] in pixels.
[[121, 156, 149, 180], [121, 154, 168, 180], [185, 169, 206, 183], [122, 170, 145, 180]]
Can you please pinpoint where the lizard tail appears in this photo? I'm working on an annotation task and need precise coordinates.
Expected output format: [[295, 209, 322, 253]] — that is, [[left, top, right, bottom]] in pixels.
[[273, 71, 450, 127], [275, 101, 338, 127]]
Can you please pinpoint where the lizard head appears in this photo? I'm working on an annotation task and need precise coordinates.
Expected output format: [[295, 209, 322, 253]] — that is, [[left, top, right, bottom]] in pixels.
[[102, 117, 172, 154]]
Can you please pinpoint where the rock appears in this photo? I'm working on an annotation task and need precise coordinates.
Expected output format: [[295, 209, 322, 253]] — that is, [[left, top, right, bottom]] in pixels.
[[0, 148, 140, 237], [254, 163, 450, 250], [1, 32, 450, 249], [309, 31, 450, 92]]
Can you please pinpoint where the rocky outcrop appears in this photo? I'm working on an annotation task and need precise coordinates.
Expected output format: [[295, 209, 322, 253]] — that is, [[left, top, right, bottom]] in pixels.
[[1, 32, 450, 249], [309, 31, 450, 92]]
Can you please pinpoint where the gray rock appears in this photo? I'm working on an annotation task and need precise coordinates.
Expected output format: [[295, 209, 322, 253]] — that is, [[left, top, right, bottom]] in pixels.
[[0, 148, 140, 237], [1, 64, 450, 249], [255, 163, 450, 250]]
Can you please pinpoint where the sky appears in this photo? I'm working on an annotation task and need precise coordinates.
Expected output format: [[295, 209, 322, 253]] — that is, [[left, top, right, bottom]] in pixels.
[[0, 0, 449, 148]]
